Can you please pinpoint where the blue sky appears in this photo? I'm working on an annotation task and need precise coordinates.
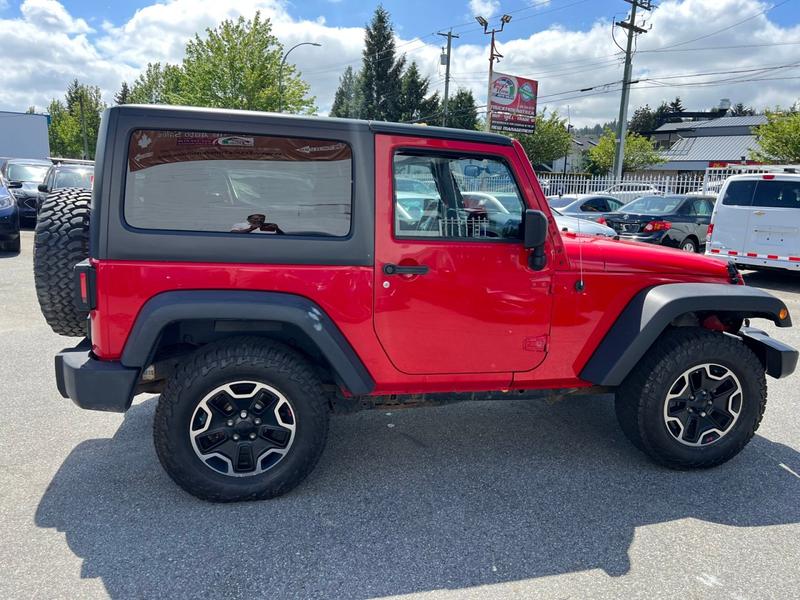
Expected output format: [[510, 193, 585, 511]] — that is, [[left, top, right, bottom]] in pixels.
[[0, 1, 798, 123], [45, 0, 800, 38]]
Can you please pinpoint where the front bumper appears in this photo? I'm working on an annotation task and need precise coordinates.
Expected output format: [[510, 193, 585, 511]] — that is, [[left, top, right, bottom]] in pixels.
[[55, 339, 140, 412], [0, 205, 20, 238], [739, 327, 798, 379], [15, 195, 38, 220]]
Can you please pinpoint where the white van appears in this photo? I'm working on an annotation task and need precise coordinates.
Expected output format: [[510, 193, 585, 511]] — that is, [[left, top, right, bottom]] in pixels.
[[706, 172, 800, 270]]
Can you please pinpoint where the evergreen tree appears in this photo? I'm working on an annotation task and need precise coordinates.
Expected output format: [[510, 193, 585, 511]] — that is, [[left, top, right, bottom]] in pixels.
[[47, 81, 107, 159], [359, 6, 405, 121], [330, 66, 362, 118], [398, 62, 439, 123], [628, 104, 656, 135], [730, 102, 756, 116], [654, 101, 673, 126], [444, 89, 479, 130], [115, 81, 131, 105], [668, 97, 685, 114]]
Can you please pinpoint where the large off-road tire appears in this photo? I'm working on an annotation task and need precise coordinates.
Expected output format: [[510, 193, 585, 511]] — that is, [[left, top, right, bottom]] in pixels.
[[615, 327, 766, 469], [33, 188, 91, 337], [154, 337, 330, 502]]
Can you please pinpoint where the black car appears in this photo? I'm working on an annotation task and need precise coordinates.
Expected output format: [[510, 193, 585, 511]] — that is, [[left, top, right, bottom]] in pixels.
[[0, 175, 20, 252], [37, 163, 94, 209], [604, 194, 715, 252], [2, 158, 50, 225]]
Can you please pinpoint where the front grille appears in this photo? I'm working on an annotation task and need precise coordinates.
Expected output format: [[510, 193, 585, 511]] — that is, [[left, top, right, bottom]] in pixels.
[[23, 197, 37, 210]]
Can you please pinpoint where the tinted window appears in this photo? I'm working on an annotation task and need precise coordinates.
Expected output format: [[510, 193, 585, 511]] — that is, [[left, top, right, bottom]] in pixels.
[[607, 197, 624, 210], [54, 169, 93, 189], [124, 130, 352, 237], [393, 153, 524, 240], [722, 180, 756, 206], [581, 197, 608, 212], [7, 164, 49, 182], [752, 180, 800, 209], [619, 195, 685, 215], [693, 199, 713, 216]]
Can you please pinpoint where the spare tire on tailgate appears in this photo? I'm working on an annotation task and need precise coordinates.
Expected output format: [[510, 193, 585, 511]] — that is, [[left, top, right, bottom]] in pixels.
[[34, 188, 92, 337]]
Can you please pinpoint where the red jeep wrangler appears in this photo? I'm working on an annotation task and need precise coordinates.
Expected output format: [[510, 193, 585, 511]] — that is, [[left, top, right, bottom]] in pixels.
[[34, 105, 797, 502]]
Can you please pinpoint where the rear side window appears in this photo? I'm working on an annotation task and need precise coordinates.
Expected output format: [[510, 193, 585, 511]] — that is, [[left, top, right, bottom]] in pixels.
[[124, 130, 353, 237], [752, 180, 800, 209], [722, 180, 756, 206]]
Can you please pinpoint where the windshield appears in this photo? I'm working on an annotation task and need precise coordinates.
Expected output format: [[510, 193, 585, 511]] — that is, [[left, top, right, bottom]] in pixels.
[[396, 178, 437, 195], [54, 170, 93, 189], [547, 196, 578, 209], [7, 163, 49, 182], [618, 195, 685, 215]]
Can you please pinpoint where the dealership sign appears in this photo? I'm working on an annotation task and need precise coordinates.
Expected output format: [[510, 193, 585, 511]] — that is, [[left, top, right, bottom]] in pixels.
[[489, 72, 538, 134]]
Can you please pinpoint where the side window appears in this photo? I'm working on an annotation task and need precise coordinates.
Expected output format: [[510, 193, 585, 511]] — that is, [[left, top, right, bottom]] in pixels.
[[582, 198, 607, 212], [752, 180, 800, 209], [124, 130, 353, 237], [608, 197, 623, 210], [393, 152, 525, 241], [694, 199, 713, 216], [722, 180, 756, 206]]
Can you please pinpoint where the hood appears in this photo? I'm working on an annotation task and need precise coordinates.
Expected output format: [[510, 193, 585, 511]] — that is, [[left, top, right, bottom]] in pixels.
[[10, 182, 40, 197], [561, 234, 730, 279]]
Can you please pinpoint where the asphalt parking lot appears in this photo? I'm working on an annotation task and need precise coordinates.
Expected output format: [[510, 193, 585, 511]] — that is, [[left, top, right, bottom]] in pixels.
[[1, 229, 799, 599]]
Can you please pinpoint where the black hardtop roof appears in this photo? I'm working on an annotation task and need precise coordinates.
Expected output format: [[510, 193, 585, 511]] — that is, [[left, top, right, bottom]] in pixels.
[[109, 104, 513, 147]]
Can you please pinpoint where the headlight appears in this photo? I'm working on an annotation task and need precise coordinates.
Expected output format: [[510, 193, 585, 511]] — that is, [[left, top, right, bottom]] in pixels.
[[0, 194, 13, 209]]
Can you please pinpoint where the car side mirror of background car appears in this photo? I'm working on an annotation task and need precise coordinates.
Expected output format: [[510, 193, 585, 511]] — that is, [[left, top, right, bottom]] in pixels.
[[7, 181, 22, 189], [38, 183, 49, 193], [523, 209, 549, 271], [463, 165, 481, 178]]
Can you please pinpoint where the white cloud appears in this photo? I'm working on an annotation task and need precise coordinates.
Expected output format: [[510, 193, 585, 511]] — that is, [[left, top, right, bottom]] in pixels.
[[20, 0, 92, 33], [468, 0, 499, 19], [0, 0, 797, 128]]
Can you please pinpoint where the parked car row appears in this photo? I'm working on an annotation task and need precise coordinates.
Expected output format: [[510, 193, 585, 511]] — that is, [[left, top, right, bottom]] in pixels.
[[0, 156, 94, 254]]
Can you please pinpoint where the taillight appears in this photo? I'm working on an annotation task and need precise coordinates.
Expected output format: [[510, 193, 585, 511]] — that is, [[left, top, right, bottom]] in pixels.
[[73, 260, 96, 311], [643, 220, 671, 232], [707, 223, 714, 239], [596, 216, 606, 225]]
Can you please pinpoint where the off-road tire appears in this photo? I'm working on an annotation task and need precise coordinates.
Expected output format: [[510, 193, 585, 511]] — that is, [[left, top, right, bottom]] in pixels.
[[1, 236, 20, 253], [154, 337, 330, 502], [33, 188, 91, 336], [615, 327, 766, 469]]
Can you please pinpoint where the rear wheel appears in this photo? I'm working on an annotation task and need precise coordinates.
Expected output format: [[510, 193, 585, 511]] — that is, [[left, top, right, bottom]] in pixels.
[[680, 237, 698, 252], [615, 328, 766, 469], [33, 188, 91, 336], [154, 337, 330, 502]]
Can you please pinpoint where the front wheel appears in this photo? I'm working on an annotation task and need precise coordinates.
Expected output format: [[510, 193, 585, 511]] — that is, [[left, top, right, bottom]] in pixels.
[[615, 328, 766, 469], [154, 337, 330, 502]]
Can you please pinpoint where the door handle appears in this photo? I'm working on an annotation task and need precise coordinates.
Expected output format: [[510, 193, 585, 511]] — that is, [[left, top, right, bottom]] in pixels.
[[383, 263, 429, 276], [753, 211, 766, 216]]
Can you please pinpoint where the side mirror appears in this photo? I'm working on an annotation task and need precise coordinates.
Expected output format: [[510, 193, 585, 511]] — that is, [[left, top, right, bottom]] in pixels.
[[463, 165, 481, 178], [523, 209, 548, 249], [523, 209, 549, 271], [38, 183, 49, 193], [7, 181, 22, 189]]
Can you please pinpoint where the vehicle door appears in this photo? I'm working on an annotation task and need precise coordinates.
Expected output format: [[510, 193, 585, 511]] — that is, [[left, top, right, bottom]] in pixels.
[[743, 176, 800, 259], [373, 135, 554, 375], [709, 179, 757, 255], [691, 197, 714, 245]]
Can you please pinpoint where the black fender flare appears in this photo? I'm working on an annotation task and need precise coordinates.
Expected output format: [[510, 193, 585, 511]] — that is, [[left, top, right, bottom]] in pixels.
[[580, 283, 792, 386], [120, 290, 375, 395]]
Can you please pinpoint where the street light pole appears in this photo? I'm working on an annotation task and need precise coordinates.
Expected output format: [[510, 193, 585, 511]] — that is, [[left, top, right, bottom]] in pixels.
[[278, 41, 321, 113], [476, 14, 511, 132]]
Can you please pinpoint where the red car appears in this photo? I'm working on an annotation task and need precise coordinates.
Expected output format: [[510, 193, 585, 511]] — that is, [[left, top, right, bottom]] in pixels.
[[35, 105, 797, 502]]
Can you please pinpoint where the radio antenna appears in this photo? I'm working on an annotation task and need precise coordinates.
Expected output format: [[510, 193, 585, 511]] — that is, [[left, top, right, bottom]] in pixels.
[[576, 216, 585, 292]]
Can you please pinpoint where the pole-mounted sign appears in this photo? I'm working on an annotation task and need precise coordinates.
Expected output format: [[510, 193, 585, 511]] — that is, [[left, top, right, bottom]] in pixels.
[[489, 72, 538, 134]]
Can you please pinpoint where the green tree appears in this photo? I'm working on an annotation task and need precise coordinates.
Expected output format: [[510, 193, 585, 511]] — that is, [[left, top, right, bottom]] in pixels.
[[586, 129, 664, 174], [359, 6, 405, 121], [398, 62, 439, 123], [668, 97, 685, 114], [730, 102, 756, 116], [172, 13, 314, 113], [330, 66, 363, 118], [47, 81, 107, 159], [628, 104, 656, 135], [115, 81, 131, 105], [128, 62, 183, 104], [751, 110, 800, 163], [444, 88, 479, 130], [514, 112, 573, 167]]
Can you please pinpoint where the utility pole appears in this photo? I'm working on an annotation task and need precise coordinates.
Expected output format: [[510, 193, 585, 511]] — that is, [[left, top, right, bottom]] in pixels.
[[476, 14, 511, 132], [78, 92, 89, 160], [437, 30, 459, 127], [611, 0, 652, 179]]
